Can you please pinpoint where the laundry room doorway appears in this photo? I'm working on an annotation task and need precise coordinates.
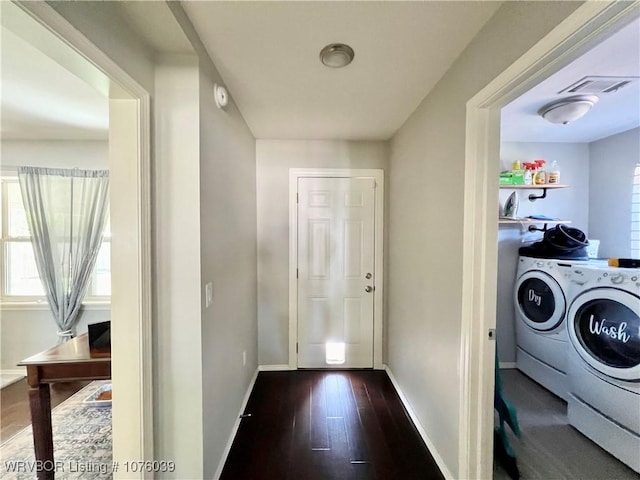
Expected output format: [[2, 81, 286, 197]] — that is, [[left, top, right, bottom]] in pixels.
[[460, 2, 640, 478], [289, 169, 384, 370]]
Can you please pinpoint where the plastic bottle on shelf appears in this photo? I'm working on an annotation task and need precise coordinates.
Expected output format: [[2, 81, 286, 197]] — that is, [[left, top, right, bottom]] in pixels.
[[548, 160, 561, 184], [533, 159, 546, 185], [524, 163, 533, 185], [512, 160, 521, 172]]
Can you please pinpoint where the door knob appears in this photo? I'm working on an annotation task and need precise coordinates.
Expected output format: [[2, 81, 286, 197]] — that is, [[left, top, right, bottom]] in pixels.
[[365, 273, 372, 279], [365, 286, 373, 293]]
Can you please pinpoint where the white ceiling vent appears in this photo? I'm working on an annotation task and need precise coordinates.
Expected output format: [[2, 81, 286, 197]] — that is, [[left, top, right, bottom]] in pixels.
[[559, 76, 639, 94]]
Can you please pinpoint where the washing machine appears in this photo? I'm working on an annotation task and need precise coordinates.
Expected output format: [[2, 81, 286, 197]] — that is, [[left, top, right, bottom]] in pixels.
[[514, 255, 577, 400], [566, 264, 640, 473]]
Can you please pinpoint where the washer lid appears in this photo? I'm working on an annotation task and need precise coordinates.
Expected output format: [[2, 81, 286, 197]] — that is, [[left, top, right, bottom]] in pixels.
[[515, 270, 566, 331], [568, 288, 640, 381]]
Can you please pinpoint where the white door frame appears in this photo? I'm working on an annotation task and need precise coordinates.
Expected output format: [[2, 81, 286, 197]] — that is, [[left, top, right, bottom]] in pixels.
[[460, 2, 640, 478], [16, 2, 154, 475], [289, 168, 384, 370]]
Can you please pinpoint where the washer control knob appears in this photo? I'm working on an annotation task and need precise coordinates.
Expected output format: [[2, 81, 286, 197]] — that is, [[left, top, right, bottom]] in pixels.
[[610, 274, 625, 285]]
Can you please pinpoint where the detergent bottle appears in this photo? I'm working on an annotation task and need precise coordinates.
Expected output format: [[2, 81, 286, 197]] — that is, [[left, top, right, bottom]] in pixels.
[[533, 159, 546, 185]]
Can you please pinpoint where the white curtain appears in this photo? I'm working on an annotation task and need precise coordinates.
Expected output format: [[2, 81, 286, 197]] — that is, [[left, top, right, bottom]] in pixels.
[[18, 167, 110, 342]]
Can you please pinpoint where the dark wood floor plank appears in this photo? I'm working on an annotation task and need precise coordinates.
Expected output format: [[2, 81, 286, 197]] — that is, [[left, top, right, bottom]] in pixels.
[[310, 372, 330, 450], [380, 374, 444, 479], [335, 372, 370, 465], [220, 370, 443, 480], [287, 372, 316, 480], [350, 373, 395, 480], [250, 372, 290, 480]]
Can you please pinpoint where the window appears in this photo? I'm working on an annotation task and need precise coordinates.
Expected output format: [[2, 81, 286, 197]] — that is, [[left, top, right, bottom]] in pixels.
[[632, 164, 640, 258], [0, 177, 110, 303]]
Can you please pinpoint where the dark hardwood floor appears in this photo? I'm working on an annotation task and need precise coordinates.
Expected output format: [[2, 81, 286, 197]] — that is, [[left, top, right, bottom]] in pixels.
[[1, 379, 89, 443], [221, 370, 444, 480]]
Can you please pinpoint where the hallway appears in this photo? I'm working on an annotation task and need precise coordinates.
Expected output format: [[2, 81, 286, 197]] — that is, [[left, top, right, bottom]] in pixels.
[[221, 370, 443, 480]]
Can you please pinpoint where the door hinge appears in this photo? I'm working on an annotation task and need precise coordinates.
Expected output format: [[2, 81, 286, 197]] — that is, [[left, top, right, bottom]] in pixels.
[[372, 179, 377, 189], [296, 268, 299, 278], [296, 342, 299, 353], [296, 193, 299, 204]]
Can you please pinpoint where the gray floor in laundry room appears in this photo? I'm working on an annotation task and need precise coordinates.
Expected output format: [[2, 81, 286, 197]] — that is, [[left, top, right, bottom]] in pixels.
[[494, 369, 640, 480]]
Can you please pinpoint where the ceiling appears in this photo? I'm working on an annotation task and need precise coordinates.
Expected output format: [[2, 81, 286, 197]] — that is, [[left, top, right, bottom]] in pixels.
[[0, 25, 109, 141], [0, 1, 192, 143], [501, 16, 640, 143], [3, 2, 637, 145], [181, 1, 502, 140]]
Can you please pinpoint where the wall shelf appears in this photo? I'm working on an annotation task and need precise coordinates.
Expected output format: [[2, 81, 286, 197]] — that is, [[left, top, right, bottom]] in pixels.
[[499, 184, 569, 201], [498, 218, 571, 232], [499, 183, 571, 231]]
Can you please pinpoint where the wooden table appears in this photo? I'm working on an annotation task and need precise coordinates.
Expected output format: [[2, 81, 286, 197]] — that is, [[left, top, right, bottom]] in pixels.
[[18, 334, 111, 479]]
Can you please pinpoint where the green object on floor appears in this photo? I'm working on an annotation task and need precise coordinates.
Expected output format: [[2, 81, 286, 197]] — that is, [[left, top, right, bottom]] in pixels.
[[494, 350, 521, 479], [495, 352, 520, 441]]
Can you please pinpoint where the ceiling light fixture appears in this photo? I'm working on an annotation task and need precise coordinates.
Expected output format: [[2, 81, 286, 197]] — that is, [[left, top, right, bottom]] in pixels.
[[319, 43, 354, 68], [538, 95, 599, 125]]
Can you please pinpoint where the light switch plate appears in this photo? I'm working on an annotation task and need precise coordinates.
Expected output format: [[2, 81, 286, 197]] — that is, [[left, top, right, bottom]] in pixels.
[[205, 282, 213, 308]]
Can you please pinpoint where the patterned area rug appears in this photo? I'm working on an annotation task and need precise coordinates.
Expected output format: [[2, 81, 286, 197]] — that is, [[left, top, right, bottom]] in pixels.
[[0, 381, 112, 480]]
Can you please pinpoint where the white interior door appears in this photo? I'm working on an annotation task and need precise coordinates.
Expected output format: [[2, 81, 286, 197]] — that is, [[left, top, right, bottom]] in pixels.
[[297, 177, 376, 368]]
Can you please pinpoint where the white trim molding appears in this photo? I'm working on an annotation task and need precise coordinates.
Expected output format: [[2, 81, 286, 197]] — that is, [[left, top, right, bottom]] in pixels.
[[0, 301, 110, 312], [258, 364, 292, 372], [0, 367, 27, 376], [383, 365, 454, 480], [213, 367, 259, 480], [288, 168, 385, 370], [459, 2, 640, 479]]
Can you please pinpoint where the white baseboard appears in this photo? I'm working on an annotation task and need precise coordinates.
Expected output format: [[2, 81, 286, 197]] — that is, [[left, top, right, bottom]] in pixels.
[[213, 367, 259, 480], [383, 364, 455, 480], [258, 364, 291, 371], [0, 368, 26, 376], [499, 362, 517, 369], [0, 368, 26, 389]]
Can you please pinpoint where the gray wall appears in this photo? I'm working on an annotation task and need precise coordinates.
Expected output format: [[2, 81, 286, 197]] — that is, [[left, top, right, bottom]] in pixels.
[[48, 1, 155, 93], [387, 2, 581, 476], [1, 308, 108, 370], [496, 142, 590, 363], [198, 45, 258, 480], [152, 49, 259, 480], [1, 140, 109, 170], [256, 140, 388, 366], [589, 127, 640, 258]]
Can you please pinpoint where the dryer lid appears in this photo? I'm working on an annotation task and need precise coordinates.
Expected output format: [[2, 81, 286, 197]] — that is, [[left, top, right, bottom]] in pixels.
[[515, 270, 566, 331]]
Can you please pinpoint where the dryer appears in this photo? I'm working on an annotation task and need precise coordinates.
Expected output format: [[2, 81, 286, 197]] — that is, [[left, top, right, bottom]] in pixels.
[[514, 256, 576, 400], [566, 265, 640, 473]]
